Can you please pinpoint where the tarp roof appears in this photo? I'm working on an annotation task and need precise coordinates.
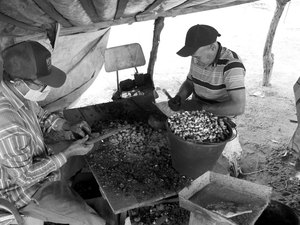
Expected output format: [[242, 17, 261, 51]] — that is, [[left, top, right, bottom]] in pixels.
[[0, 0, 258, 40]]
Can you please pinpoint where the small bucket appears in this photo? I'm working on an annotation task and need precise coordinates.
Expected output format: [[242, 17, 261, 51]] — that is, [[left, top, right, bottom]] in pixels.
[[166, 120, 236, 179]]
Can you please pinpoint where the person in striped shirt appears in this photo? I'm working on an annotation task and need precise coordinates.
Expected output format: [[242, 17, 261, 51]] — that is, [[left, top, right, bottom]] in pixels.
[[0, 41, 106, 224], [168, 25, 246, 176], [168, 24, 246, 117]]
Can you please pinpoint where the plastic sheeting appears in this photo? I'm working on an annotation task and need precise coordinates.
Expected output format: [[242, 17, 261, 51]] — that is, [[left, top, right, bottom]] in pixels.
[[92, 0, 117, 21], [0, 0, 258, 39], [49, 0, 92, 26], [0, 0, 53, 27], [123, 0, 154, 17], [154, 0, 191, 11], [40, 28, 110, 112], [201, 0, 240, 7], [0, 21, 37, 40]]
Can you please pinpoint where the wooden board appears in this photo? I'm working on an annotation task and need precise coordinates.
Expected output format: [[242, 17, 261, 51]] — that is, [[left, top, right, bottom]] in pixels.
[[63, 97, 189, 214], [86, 142, 183, 214], [89, 171, 177, 214], [84, 121, 192, 214], [104, 43, 146, 72], [179, 171, 272, 225]]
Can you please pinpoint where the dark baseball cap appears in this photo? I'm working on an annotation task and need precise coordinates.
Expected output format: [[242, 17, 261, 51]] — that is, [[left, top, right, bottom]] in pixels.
[[177, 24, 221, 57], [2, 41, 66, 88]]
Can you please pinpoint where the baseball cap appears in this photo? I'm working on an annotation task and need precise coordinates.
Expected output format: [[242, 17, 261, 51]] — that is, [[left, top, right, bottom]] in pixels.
[[2, 41, 66, 88], [177, 24, 221, 57]]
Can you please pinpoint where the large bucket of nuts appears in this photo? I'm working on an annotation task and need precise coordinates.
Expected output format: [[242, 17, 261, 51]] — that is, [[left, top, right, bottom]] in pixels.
[[166, 110, 236, 179]]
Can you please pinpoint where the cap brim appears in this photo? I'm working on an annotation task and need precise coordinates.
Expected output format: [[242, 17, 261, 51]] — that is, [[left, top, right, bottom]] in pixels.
[[38, 66, 66, 88], [176, 46, 196, 57]]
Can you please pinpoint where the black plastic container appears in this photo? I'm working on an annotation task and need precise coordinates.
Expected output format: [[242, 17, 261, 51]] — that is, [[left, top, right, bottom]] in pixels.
[[166, 121, 235, 179], [255, 200, 299, 225]]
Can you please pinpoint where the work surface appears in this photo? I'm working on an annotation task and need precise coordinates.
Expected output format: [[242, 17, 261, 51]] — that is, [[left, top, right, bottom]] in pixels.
[[85, 121, 192, 214]]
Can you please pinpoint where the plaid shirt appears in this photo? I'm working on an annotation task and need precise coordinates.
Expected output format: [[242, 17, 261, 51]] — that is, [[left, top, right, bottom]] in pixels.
[[0, 81, 67, 209]]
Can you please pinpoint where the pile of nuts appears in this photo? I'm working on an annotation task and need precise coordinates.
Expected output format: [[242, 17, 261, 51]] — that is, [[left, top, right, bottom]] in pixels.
[[88, 120, 192, 197], [105, 121, 166, 155], [121, 90, 144, 98], [167, 110, 231, 143], [129, 202, 189, 225]]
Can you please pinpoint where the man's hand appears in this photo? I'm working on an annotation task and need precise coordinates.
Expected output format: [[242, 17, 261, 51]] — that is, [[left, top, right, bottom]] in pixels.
[[63, 135, 94, 158], [168, 95, 181, 111], [69, 121, 92, 138]]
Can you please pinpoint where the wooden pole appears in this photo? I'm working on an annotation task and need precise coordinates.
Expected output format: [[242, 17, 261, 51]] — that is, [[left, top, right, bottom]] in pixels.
[[147, 17, 164, 80], [262, 0, 290, 86]]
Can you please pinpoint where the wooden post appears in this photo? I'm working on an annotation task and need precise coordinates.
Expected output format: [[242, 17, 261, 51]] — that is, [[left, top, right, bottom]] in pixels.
[[262, 0, 290, 86], [147, 17, 164, 80]]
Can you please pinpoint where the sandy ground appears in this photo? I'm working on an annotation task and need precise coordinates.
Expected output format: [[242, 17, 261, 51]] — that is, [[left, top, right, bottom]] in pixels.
[[72, 0, 300, 211]]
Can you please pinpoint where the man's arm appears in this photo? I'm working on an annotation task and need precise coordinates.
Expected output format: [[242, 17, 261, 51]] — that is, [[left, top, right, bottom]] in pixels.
[[177, 78, 194, 101], [34, 103, 91, 137], [0, 129, 67, 187], [168, 78, 194, 111], [203, 88, 246, 116]]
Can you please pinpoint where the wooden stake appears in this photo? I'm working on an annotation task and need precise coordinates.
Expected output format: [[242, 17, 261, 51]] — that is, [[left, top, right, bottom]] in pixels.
[[262, 0, 290, 86], [147, 17, 164, 80]]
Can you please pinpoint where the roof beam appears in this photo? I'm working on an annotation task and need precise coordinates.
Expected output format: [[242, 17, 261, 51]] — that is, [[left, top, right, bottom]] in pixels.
[[33, 0, 72, 28]]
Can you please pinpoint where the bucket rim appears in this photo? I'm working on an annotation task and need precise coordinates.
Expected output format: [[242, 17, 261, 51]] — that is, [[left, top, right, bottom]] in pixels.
[[166, 120, 236, 146]]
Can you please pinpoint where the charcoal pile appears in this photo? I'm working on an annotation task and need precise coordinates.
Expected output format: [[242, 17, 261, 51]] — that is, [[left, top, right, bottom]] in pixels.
[[167, 110, 232, 144], [87, 120, 192, 200], [242, 145, 300, 214], [265, 147, 300, 212], [129, 201, 190, 225]]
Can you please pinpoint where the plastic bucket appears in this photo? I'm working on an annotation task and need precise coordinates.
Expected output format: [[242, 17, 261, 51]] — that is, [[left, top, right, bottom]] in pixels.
[[166, 121, 236, 179]]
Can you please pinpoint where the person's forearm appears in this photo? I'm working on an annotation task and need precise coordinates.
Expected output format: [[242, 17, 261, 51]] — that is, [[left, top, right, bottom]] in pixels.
[[177, 79, 193, 101], [62, 145, 77, 158], [181, 99, 206, 111], [8, 152, 67, 187], [36, 103, 66, 133], [203, 100, 245, 116]]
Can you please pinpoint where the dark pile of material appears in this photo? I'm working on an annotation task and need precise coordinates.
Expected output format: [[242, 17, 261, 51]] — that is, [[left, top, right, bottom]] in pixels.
[[242, 145, 300, 214], [129, 201, 190, 225], [265, 147, 300, 212], [87, 120, 192, 200]]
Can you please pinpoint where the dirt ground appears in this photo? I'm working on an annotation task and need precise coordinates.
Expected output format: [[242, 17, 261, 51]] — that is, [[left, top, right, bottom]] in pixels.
[[236, 85, 297, 174], [234, 80, 300, 211]]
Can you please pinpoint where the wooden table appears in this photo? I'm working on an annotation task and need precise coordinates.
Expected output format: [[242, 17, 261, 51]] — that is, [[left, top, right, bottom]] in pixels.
[[85, 143, 229, 215], [86, 156, 178, 214]]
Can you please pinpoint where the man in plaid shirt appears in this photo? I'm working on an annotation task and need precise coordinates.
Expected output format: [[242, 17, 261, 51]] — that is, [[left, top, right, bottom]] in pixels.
[[0, 41, 106, 225]]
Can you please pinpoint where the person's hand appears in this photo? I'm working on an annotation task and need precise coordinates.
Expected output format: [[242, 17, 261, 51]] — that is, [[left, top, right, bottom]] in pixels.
[[168, 95, 181, 111], [69, 121, 92, 138], [63, 135, 94, 158]]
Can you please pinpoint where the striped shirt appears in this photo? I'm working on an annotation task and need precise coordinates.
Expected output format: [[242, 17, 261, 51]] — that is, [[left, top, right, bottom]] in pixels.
[[0, 81, 67, 209], [187, 42, 246, 103]]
